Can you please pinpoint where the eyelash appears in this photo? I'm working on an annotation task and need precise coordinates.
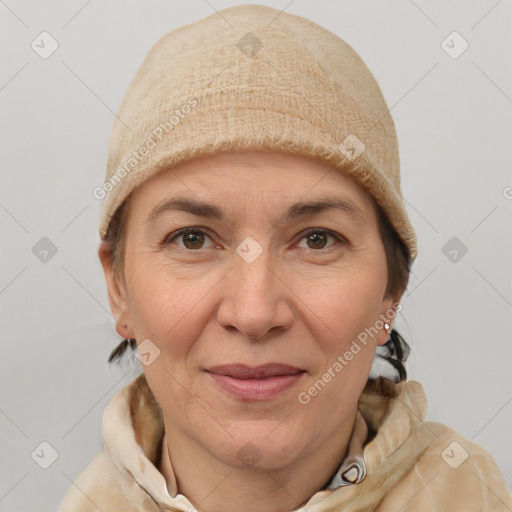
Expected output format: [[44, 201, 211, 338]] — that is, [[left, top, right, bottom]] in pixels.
[[161, 227, 347, 252]]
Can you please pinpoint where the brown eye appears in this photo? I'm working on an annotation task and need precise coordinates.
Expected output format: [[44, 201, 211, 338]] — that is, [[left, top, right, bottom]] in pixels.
[[182, 230, 206, 249], [163, 228, 214, 251], [306, 231, 328, 249], [298, 229, 343, 251]]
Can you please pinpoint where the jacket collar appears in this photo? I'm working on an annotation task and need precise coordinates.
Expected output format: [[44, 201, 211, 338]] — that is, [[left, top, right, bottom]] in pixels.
[[102, 374, 429, 510]]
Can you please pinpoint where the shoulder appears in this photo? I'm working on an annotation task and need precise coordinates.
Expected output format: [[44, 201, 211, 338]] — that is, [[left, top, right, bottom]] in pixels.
[[376, 420, 512, 511], [56, 448, 157, 512], [57, 374, 166, 511]]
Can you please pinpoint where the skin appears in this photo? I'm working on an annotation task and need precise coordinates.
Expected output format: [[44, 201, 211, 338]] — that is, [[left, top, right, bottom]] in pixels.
[[99, 150, 400, 512]]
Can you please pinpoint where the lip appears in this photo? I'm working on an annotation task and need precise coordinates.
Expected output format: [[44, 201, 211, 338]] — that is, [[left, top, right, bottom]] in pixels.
[[206, 364, 305, 401]]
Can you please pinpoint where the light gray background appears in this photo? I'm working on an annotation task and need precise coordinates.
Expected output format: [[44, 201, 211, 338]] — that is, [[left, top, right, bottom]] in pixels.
[[1, 1, 511, 510]]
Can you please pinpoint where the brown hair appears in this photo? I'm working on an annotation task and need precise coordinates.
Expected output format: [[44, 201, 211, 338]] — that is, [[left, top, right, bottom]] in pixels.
[[103, 192, 412, 399]]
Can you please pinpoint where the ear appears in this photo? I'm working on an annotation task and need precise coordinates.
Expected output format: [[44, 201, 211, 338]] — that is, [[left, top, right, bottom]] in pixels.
[[375, 295, 399, 346], [98, 240, 135, 339]]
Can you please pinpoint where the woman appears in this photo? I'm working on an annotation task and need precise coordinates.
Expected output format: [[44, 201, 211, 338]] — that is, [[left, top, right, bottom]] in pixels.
[[58, 4, 511, 511]]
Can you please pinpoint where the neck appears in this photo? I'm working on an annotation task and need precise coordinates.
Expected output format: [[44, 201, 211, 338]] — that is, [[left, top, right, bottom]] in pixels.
[[159, 407, 358, 512]]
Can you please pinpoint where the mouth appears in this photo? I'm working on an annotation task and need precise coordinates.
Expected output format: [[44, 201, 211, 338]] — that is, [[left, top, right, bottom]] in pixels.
[[205, 364, 306, 401]]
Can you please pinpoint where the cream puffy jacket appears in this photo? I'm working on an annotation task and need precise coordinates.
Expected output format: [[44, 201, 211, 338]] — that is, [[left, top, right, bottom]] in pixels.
[[58, 374, 512, 511]]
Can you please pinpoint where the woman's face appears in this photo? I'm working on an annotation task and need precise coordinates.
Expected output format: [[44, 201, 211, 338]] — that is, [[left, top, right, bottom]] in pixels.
[[101, 150, 396, 471]]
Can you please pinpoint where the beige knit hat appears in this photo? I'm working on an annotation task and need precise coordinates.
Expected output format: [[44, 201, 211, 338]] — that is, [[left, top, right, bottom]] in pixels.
[[97, 4, 418, 260]]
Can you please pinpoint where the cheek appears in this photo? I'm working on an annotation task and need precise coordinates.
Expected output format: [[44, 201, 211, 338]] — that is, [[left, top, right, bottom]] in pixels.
[[291, 260, 386, 413], [304, 263, 386, 348], [293, 275, 384, 440], [125, 259, 216, 424], [125, 256, 222, 360]]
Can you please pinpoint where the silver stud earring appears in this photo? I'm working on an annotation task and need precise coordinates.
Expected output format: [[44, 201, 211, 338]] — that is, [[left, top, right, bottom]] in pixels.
[[384, 322, 391, 335]]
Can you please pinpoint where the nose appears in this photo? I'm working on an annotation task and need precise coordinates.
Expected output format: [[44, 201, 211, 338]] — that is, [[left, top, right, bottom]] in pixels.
[[216, 250, 294, 341]]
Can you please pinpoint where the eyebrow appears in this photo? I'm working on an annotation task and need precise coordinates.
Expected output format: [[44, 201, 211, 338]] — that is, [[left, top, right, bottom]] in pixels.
[[146, 195, 366, 228]]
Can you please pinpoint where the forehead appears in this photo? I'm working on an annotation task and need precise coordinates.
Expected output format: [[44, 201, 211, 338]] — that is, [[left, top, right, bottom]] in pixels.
[[131, 149, 373, 210]]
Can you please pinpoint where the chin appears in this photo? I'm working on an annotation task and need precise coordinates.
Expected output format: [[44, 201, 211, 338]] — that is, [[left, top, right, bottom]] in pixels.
[[207, 423, 309, 471]]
